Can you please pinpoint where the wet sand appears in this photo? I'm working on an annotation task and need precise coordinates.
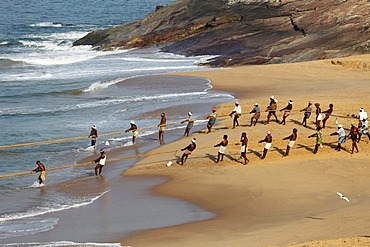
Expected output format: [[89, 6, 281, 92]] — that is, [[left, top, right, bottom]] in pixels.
[[122, 55, 370, 246]]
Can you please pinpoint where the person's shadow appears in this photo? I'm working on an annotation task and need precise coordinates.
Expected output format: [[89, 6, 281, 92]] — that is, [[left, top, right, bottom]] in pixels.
[[248, 148, 262, 158], [205, 153, 217, 162], [273, 146, 285, 156], [290, 119, 316, 130]]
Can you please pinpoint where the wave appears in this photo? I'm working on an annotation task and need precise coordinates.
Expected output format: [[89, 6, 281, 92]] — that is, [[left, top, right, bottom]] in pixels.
[[0, 189, 110, 222], [83, 77, 126, 92], [1, 241, 122, 247], [0, 91, 229, 116], [0, 59, 28, 68], [29, 22, 71, 28], [0, 41, 9, 45]]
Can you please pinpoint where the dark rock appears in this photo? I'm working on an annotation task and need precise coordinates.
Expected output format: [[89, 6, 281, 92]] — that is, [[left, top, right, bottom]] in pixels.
[[73, 0, 370, 66]]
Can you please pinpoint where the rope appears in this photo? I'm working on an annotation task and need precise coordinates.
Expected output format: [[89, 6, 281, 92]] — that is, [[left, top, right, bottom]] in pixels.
[[0, 145, 214, 179], [0, 109, 353, 150], [0, 118, 216, 150]]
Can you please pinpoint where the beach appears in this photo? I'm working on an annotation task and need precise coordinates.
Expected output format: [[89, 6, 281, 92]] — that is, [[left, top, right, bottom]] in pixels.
[[121, 54, 370, 246]]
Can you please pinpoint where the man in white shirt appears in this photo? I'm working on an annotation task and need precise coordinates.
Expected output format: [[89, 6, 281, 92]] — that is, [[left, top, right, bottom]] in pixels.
[[92, 149, 107, 176], [229, 102, 242, 128], [358, 118, 370, 142], [330, 125, 346, 151]]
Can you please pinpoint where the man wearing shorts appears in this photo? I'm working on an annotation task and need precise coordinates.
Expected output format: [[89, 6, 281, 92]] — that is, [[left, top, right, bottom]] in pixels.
[[158, 113, 166, 144], [125, 121, 139, 144], [206, 108, 217, 133], [249, 103, 260, 126], [180, 138, 197, 165], [282, 128, 297, 156], [300, 101, 313, 127], [330, 124, 346, 151], [279, 100, 293, 125], [308, 126, 323, 154], [32, 161, 46, 185], [214, 134, 228, 163], [92, 149, 107, 176], [358, 118, 370, 142], [259, 131, 272, 159]]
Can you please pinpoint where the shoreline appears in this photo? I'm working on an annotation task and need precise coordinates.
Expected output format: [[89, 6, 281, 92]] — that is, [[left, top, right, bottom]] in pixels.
[[121, 55, 370, 246], [0, 75, 224, 245]]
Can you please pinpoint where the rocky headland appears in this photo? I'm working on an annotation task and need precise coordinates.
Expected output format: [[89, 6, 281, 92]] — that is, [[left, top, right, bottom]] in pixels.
[[74, 0, 370, 66]]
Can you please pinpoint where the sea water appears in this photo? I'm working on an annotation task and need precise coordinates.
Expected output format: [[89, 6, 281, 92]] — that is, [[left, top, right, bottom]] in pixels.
[[0, 0, 232, 243]]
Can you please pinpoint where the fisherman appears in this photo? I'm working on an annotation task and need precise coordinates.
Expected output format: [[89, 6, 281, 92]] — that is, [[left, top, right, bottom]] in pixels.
[[282, 128, 298, 156], [279, 100, 293, 125], [322, 103, 334, 129], [181, 112, 194, 137], [158, 113, 166, 144], [88, 125, 98, 146], [240, 132, 249, 165], [32, 161, 46, 185], [229, 101, 242, 128], [214, 134, 228, 163], [300, 101, 313, 126], [358, 118, 370, 142], [330, 124, 346, 151], [308, 126, 323, 154], [249, 103, 260, 126], [314, 103, 323, 127], [348, 123, 359, 154], [180, 138, 197, 165], [92, 149, 107, 176], [266, 96, 279, 124], [125, 121, 139, 144], [206, 108, 217, 133], [259, 131, 273, 159], [358, 108, 368, 127]]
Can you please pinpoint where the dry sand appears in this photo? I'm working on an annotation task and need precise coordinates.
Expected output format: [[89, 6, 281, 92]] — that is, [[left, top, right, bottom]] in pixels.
[[121, 55, 370, 247]]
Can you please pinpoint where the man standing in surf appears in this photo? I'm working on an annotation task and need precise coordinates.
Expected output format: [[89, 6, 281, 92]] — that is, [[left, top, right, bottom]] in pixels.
[[125, 121, 139, 144], [92, 149, 107, 176], [88, 125, 98, 147], [158, 113, 167, 144], [31, 161, 46, 185]]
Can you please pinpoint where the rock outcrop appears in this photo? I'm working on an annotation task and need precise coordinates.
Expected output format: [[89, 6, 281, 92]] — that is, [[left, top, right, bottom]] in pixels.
[[74, 0, 370, 66]]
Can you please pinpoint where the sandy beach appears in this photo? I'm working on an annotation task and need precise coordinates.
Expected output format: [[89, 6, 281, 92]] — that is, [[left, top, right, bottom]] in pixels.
[[121, 55, 370, 246]]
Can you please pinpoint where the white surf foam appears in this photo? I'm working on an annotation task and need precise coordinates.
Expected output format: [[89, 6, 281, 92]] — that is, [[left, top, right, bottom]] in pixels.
[[0, 189, 110, 222], [30, 22, 64, 28]]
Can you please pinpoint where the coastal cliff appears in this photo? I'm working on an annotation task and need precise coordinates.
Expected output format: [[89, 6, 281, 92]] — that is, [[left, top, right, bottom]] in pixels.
[[73, 0, 370, 66]]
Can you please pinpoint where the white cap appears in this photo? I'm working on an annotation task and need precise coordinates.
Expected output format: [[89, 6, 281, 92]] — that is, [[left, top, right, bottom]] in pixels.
[[188, 112, 193, 116], [191, 138, 196, 143], [254, 103, 258, 106], [267, 131, 271, 135], [270, 95, 274, 99], [235, 101, 239, 105], [274, 99, 278, 103], [91, 125, 96, 129], [338, 124, 343, 128], [130, 121, 135, 125], [288, 100, 292, 104]]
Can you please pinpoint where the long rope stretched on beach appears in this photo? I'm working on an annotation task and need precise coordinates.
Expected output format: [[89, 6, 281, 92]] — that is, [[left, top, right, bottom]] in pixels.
[[0, 110, 353, 150], [0, 146, 210, 179], [0, 139, 342, 179], [0, 117, 226, 150]]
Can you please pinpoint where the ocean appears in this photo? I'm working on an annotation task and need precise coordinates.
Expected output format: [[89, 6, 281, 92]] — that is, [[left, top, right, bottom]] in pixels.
[[0, 0, 233, 245]]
